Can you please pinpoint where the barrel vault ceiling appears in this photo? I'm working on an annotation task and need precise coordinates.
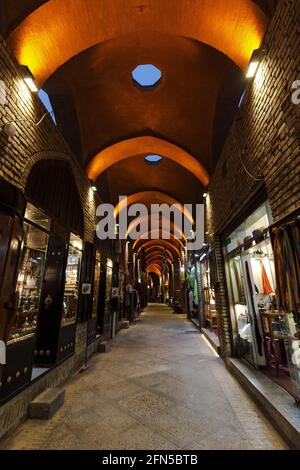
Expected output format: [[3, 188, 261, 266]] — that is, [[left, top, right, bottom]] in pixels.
[[0, 0, 276, 273]]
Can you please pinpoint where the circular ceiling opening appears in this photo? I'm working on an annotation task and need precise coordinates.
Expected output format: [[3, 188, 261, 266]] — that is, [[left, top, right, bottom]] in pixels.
[[132, 64, 162, 89], [144, 154, 163, 165]]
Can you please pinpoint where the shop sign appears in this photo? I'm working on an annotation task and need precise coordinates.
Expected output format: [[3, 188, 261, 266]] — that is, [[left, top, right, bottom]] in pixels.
[[0, 340, 6, 365], [82, 283, 91, 295], [111, 287, 119, 298]]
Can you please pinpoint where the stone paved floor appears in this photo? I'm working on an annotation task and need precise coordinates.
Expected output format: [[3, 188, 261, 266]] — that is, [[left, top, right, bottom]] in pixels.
[[0, 304, 288, 450]]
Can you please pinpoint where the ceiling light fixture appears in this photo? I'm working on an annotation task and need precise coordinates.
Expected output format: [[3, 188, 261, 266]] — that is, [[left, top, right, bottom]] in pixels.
[[89, 179, 97, 192], [246, 48, 265, 79], [20, 65, 38, 92]]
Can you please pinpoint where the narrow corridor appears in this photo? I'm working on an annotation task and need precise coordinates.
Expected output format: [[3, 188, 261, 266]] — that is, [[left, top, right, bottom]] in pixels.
[[1, 305, 287, 450]]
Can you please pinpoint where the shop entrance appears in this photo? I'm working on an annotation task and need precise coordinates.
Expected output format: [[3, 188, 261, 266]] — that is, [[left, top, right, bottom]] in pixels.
[[224, 202, 275, 367], [0, 184, 27, 401], [224, 200, 297, 398], [96, 265, 107, 336]]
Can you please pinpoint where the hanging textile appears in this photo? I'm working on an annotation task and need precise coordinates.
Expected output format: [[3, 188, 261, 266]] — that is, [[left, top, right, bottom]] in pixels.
[[186, 271, 192, 289], [260, 259, 273, 295], [245, 260, 263, 355], [290, 224, 300, 291], [233, 258, 245, 304], [282, 229, 299, 316], [272, 224, 300, 321], [272, 228, 289, 311], [193, 276, 198, 306]]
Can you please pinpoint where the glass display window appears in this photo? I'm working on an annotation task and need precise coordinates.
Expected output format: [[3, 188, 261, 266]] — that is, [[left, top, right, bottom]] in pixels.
[[200, 255, 218, 332], [224, 201, 276, 366], [269, 217, 300, 401], [24, 203, 51, 231], [119, 272, 125, 304], [8, 204, 50, 344], [61, 233, 83, 327], [225, 201, 273, 253], [92, 251, 101, 319], [105, 259, 113, 304]]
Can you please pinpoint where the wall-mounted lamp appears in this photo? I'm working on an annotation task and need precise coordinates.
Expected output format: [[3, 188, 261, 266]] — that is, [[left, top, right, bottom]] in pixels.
[[2, 122, 16, 138], [203, 193, 208, 198], [246, 48, 265, 79], [89, 179, 97, 192], [20, 65, 38, 93]]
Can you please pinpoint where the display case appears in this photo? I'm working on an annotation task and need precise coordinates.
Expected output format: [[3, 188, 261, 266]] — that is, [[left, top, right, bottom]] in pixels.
[[61, 233, 83, 326], [201, 256, 217, 332], [105, 259, 113, 304], [7, 204, 50, 344], [92, 251, 101, 319], [224, 201, 275, 366]]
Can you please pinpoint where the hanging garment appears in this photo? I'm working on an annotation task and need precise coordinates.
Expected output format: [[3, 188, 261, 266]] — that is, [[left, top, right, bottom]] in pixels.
[[290, 224, 300, 295], [186, 271, 192, 289], [281, 229, 300, 318], [260, 259, 273, 295], [233, 258, 245, 304], [273, 228, 289, 311], [245, 260, 263, 355], [193, 276, 198, 306]]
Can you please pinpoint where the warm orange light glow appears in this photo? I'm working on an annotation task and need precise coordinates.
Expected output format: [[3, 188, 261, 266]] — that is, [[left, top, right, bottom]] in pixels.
[[114, 191, 194, 224], [126, 215, 187, 241], [87, 136, 210, 186], [146, 251, 172, 264], [8, 0, 267, 86], [137, 240, 181, 258], [144, 246, 173, 261], [133, 231, 185, 251], [147, 265, 162, 276]]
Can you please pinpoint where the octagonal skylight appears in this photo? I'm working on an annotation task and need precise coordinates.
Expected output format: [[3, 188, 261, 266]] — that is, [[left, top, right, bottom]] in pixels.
[[144, 154, 163, 165], [132, 64, 162, 89]]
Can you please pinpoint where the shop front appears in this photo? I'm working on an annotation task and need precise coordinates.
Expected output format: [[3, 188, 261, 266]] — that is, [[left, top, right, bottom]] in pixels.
[[0, 180, 31, 401], [89, 250, 101, 343], [270, 209, 300, 403], [187, 259, 200, 326], [0, 158, 87, 403], [223, 200, 300, 400], [201, 252, 219, 335]]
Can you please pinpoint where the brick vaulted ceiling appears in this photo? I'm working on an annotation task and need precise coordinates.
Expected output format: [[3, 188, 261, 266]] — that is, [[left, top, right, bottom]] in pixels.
[[3, 3, 271, 179], [0, 0, 274, 271], [2, 1, 270, 187]]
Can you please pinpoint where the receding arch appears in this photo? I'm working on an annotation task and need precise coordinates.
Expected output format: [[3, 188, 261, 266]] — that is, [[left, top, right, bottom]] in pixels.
[[136, 240, 182, 258], [126, 215, 187, 241], [144, 246, 174, 261], [114, 191, 194, 224], [133, 230, 185, 251], [87, 136, 210, 186], [147, 265, 162, 276], [146, 251, 172, 263]]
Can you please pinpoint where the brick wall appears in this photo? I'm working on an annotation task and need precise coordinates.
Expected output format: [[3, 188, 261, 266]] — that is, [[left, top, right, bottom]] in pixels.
[[0, 35, 96, 242], [207, 0, 300, 356], [0, 34, 102, 435]]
